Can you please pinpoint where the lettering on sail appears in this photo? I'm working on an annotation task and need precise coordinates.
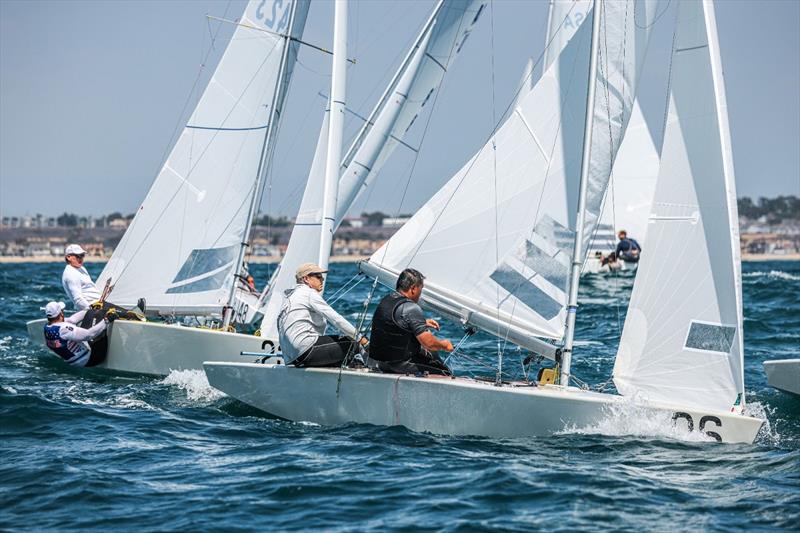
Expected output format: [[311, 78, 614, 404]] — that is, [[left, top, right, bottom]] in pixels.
[[256, 0, 292, 33]]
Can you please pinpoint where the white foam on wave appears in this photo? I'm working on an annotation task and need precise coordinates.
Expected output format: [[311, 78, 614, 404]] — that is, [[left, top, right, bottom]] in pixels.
[[743, 270, 800, 281], [745, 401, 781, 446], [161, 369, 226, 402], [560, 401, 715, 443]]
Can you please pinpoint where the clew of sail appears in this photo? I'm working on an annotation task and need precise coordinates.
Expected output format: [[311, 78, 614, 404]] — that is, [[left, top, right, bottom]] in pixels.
[[613, 0, 745, 413], [97, 0, 310, 315], [362, 0, 655, 356], [258, 0, 484, 338]]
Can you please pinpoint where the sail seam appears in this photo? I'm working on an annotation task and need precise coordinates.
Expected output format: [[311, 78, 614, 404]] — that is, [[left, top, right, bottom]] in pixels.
[[186, 124, 269, 131]]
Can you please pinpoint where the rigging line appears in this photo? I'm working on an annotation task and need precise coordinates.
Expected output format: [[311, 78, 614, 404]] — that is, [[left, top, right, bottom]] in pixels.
[[111, 32, 284, 289], [404, 0, 581, 267], [442, 330, 475, 367], [488, 0, 504, 381], [111, 1, 233, 265], [329, 274, 365, 304], [634, 0, 672, 30], [493, 1, 587, 357], [371, 2, 475, 270]]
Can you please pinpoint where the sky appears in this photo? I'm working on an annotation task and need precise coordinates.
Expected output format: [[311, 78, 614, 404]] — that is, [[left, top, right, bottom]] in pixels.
[[1, 0, 798, 219]]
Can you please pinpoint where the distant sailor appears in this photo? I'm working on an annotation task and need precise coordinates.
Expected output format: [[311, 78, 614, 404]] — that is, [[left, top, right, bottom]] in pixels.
[[615, 230, 642, 263], [61, 244, 101, 310], [278, 263, 368, 368], [369, 268, 454, 376], [42, 301, 117, 367]]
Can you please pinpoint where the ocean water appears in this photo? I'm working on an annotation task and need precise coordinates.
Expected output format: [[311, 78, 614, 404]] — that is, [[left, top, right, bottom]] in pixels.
[[1, 261, 798, 530]]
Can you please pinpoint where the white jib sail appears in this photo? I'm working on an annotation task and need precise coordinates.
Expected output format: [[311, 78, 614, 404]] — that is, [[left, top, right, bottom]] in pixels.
[[613, 0, 746, 413], [258, 0, 483, 338], [97, 0, 309, 315], [363, 0, 656, 354]]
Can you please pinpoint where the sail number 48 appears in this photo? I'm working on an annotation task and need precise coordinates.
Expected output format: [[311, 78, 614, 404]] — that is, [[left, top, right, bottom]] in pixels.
[[672, 412, 723, 442]]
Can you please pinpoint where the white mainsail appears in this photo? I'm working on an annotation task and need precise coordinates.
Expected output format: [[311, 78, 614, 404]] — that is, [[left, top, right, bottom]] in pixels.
[[98, 0, 310, 315], [613, 0, 745, 413], [259, 0, 484, 339], [362, 0, 656, 355], [545, 0, 659, 254]]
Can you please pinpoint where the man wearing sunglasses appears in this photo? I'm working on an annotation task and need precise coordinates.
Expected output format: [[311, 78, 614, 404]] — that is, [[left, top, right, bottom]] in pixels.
[[277, 263, 368, 368], [62, 243, 101, 311]]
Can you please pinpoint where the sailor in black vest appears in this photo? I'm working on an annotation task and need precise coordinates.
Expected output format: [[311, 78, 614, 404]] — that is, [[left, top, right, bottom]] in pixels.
[[369, 268, 454, 376], [42, 301, 117, 367]]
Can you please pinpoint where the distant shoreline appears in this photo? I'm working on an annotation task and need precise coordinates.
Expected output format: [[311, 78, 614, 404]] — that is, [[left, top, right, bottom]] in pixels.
[[0, 255, 370, 264], [1, 254, 796, 264]]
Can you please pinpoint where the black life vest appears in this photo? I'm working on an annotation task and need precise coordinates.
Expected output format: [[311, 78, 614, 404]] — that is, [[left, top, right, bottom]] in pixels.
[[370, 292, 421, 362]]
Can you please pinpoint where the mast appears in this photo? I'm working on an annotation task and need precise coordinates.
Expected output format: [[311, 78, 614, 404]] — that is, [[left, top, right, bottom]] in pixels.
[[224, 1, 300, 326], [318, 0, 348, 271], [704, 0, 746, 407], [560, 0, 601, 387]]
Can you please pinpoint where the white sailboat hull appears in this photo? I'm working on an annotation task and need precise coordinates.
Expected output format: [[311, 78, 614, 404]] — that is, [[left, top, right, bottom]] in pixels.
[[27, 319, 270, 377], [203, 363, 764, 444], [764, 359, 800, 396]]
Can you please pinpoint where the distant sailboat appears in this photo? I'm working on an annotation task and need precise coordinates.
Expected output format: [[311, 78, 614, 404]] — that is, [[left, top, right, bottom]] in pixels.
[[206, 0, 765, 444]]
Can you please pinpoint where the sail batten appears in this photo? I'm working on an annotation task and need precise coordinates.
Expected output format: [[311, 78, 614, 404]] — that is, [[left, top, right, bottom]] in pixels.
[[98, 0, 310, 314], [364, 0, 655, 349]]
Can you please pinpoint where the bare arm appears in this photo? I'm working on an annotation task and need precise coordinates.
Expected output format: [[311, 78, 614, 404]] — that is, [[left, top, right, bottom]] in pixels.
[[416, 331, 453, 353]]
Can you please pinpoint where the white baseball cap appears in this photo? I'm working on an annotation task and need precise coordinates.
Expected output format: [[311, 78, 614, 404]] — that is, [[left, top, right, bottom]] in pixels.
[[44, 301, 66, 318], [65, 244, 87, 255]]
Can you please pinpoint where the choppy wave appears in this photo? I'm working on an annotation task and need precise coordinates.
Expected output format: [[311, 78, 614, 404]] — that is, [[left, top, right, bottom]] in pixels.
[[743, 270, 800, 281], [2, 261, 799, 530], [561, 402, 715, 443]]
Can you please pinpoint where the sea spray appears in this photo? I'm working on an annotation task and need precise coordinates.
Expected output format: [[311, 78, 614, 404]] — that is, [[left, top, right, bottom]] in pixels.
[[559, 400, 716, 443], [161, 369, 226, 402]]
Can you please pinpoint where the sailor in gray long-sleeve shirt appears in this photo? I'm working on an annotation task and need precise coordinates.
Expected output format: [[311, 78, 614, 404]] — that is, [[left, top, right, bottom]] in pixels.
[[277, 263, 368, 367]]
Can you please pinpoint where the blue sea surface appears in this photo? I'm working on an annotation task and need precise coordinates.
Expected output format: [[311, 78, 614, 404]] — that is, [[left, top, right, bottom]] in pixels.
[[1, 261, 798, 530]]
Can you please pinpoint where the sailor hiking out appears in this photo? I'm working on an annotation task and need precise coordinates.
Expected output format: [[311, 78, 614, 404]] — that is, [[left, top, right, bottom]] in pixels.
[[42, 301, 119, 367]]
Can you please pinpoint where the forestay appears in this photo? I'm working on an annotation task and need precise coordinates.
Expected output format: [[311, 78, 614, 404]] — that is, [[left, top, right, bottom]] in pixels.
[[98, 0, 310, 315], [362, 0, 656, 354], [613, 0, 745, 413], [259, 0, 484, 338]]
